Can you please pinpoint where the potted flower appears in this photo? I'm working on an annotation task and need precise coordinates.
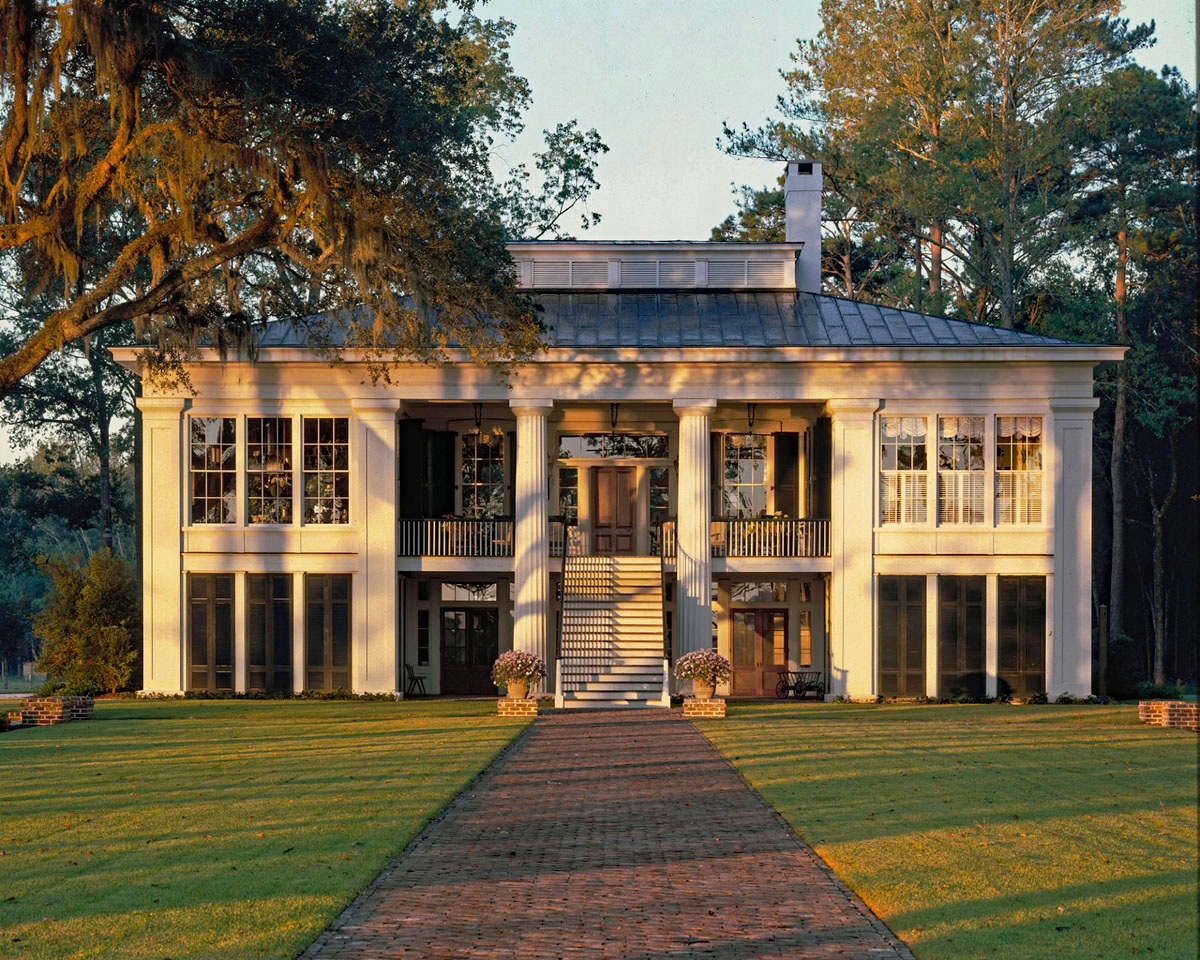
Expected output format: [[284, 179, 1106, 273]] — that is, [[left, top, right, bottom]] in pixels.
[[491, 650, 546, 700], [675, 650, 732, 700]]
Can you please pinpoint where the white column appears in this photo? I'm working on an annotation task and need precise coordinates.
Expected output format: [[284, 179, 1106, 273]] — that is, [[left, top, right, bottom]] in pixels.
[[826, 399, 879, 699], [511, 399, 553, 692], [352, 398, 402, 694], [1050, 399, 1099, 696], [137, 396, 189, 694], [673, 400, 716, 664]]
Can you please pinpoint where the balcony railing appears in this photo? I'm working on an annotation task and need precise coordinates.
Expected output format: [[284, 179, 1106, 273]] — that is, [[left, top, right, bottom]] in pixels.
[[398, 518, 513, 557], [657, 517, 830, 558], [549, 519, 585, 557]]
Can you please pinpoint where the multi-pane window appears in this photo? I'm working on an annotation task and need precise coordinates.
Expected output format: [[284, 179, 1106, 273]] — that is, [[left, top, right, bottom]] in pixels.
[[461, 432, 506, 518], [247, 417, 293, 524], [188, 574, 234, 691], [937, 416, 985, 525], [996, 416, 1043, 524], [416, 608, 430, 667], [557, 467, 578, 523], [880, 417, 928, 524], [722, 434, 768, 517], [246, 574, 292, 692], [557, 434, 669, 458], [303, 417, 349, 524], [190, 417, 236, 524], [648, 466, 671, 553]]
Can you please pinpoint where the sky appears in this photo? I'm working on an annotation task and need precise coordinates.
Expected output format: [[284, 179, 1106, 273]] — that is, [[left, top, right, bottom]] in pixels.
[[0, 1, 1195, 463], [490, 0, 1196, 239]]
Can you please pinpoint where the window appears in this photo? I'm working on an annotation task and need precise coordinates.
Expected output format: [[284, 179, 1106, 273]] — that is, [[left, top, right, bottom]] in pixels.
[[305, 574, 351, 691], [247, 417, 293, 524], [461, 432, 505, 518], [302, 417, 349, 524], [558, 467, 578, 523], [648, 466, 670, 553], [441, 581, 498, 602], [730, 581, 787, 604], [996, 417, 1043, 524], [557, 434, 669, 459], [190, 417, 236, 524], [937, 416, 985, 525], [416, 609, 430, 666], [880, 417, 928, 524], [798, 610, 812, 668], [722, 434, 768, 517], [188, 574, 234, 691], [247, 574, 292, 692]]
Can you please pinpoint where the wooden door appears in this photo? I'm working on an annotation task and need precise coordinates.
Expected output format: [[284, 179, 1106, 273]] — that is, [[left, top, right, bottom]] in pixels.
[[305, 574, 351, 692], [441, 608, 500, 695], [731, 610, 788, 696], [591, 466, 636, 554], [938, 576, 985, 698], [247, 574, 293, 693], [878, 576, 926, 697], [188, 574, 234, 692], [998, 576, 1045, 698]]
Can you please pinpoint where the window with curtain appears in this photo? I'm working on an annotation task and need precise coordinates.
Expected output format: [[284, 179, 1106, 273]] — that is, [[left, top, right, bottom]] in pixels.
[[722, 434, 768, 517], [189, 417, 236, 524], [247, 417, 293, 524], [461, 432, 506, 518], [996, 416, 1043, 524], [880, 416, 928, 524], [937, 416, 985, 524]]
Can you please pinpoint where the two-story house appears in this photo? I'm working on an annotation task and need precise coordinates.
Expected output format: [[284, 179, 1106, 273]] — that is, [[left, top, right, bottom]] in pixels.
[[113, 161, 1122, 706]]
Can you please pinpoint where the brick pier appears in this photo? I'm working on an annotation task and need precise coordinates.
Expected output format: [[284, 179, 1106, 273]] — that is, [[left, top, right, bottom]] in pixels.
[[303, 710, 912, 959]]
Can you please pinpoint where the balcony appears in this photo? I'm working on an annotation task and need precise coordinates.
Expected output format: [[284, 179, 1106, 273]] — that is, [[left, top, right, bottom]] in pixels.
[[398, 518, 513, 557], [658, 517, 830, 559]]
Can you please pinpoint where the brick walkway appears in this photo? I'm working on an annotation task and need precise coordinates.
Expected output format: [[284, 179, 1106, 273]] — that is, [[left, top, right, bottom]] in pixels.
[[302, 711, 914, 959]]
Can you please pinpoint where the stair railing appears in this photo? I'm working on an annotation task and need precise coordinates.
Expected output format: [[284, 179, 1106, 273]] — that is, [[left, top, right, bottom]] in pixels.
[[660, 550, 672, 706], [553, 517, 572, 708]]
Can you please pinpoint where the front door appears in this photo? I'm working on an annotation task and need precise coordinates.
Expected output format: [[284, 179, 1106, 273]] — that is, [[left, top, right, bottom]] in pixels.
[[731, 610, 787, 696], [441, 608, 499, 695], [591, 466, 636, 554]]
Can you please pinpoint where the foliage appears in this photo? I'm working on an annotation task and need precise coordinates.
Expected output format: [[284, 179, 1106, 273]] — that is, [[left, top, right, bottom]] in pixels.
[[0, 698, 526, 959], [674, 650, 732, 685], [1134, 680, 1195, 701], [490, 650, 546, 686], [0, 0, 607, 394], [34, 549, 138, 695], [701, 702, 1198, 960]]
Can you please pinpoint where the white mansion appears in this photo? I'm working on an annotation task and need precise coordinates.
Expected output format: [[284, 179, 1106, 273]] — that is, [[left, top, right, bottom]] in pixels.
[[113, 162, 1121, 706]]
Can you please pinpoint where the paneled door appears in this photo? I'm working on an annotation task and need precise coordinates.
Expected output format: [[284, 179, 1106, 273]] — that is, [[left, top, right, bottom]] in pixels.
[[730, 610, 788, 697], [938, 576, 985, 698], [591, 466, 636, 554], [305, 574, 351, 692], [878, 576, 926, 697], [441, 608, 500, 695], [998, 576, 1046, 698], [188, 574, 234, 692]]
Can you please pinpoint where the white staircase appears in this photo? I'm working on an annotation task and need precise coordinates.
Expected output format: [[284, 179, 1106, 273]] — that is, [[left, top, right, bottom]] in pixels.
[[557, 555, 670, 709]]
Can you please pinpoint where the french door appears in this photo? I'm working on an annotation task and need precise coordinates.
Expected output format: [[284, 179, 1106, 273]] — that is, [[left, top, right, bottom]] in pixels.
[[441, 608, 500, 695], [247, 574, 293, 692], [188, 574, 234, 692], [591, 466, 636, 554], [998, 576, 1046, 698], [305, 574, 351, 691], [937, 576, 985, 698], [730, 610, 787, 697], [878, 576, 926, 697]]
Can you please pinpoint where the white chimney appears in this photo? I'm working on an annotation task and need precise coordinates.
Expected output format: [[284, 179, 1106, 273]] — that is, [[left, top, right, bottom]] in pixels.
[[784, 160, 822, 293]]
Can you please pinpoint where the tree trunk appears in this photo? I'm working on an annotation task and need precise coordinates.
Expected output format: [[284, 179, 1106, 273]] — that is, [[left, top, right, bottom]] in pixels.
[[89, 347, 113, 550], [1105, 212, 1129, 696], [1149, 432, 1180, 686], [929, 220, 943, 295]]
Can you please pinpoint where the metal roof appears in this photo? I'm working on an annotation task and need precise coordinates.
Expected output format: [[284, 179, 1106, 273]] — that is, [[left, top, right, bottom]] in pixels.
[[253, 292, 1091, 351]]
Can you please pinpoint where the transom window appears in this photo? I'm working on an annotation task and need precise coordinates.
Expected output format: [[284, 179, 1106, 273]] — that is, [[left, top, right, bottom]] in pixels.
[[996, 416, 1043, 524], [441, 581, 499, 602], [730, 581, 787, 604], [880, 417, 928, 524], [557, 434, 669, 459], [461, 433, 506, 518], [303, 417, 349, 524], [722, 434, 768, 517], [190, 417, 236, 524], [937, 416, 985, 525], [247, 417, 293, 524]]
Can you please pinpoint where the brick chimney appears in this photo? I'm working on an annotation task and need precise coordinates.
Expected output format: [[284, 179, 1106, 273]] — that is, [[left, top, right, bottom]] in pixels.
[[784, 160, 822, 293]]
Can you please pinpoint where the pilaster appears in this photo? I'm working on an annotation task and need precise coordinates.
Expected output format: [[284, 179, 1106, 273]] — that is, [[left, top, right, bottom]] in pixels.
[[136, 395, 189, 694], [511, 399, 554, 692], [352, 398, 402, 694], [673, 400, 717, 673], [825, 398, 879, 699]]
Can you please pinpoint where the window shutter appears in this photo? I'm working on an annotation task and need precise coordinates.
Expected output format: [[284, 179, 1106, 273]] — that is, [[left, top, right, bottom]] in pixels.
[[710, 432, 723, 516], [808, 418, 832, 519], [772, 432, 799, 517], [507, 430, 517, 516], [397, 419, 424, 517], [424, 430, 456, 517]]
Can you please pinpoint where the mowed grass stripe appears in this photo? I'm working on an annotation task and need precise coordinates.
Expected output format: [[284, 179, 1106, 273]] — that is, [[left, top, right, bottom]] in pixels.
[[696, 703, 1198, 960], [0, 699, 529, 960]]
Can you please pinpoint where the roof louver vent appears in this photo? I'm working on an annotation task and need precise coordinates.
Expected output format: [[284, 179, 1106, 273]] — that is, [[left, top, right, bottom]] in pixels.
[[620, 261, 657, 286], [532, 260, 571, 287]]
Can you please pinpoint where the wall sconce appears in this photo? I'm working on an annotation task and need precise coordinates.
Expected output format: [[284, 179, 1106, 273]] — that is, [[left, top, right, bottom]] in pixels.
[[473, 402, 484, 434], [609, 402, 620, 435], [747, 402, 757, 434]]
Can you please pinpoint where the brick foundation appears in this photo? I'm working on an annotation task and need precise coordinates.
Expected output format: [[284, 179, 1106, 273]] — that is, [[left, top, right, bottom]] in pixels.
[[497, 697, 538, 718], [1139, 700, 1198, 732], [683, 697, 726, 718], [20, 696, 95, 726]]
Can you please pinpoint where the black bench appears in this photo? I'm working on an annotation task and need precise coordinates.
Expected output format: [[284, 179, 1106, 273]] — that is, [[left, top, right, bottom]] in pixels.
[[775, 670, 826, 700]]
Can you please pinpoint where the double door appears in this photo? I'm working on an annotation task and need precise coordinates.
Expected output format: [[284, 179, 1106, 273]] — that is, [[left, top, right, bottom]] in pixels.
[[441, 608, 499, 695], [731, 610, 788, 697]]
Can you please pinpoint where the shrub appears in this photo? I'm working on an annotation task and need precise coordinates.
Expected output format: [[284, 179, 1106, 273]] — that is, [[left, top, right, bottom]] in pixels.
[[1135, 680, 1190, 700], [491, 650, 546, 687], [675, 650, 732, 686], [34, 550, 138, 696]]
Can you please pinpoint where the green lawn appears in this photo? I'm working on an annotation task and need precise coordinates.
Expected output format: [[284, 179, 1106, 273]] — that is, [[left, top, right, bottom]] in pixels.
[[696, 703, 1198, 960], [0, 699, 528, 960]]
